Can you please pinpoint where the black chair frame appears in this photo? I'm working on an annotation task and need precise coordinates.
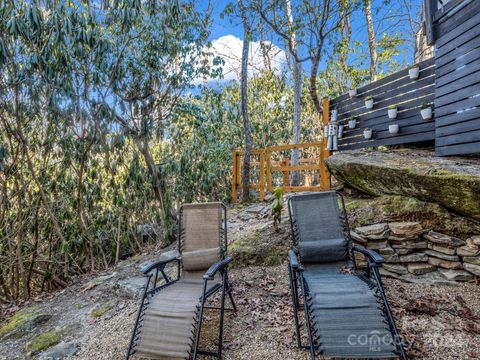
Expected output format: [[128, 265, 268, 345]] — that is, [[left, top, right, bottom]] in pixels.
[[287, 192, 408, 360]]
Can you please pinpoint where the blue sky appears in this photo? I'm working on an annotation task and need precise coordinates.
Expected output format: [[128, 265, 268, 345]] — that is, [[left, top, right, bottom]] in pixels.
[[196, 0, 423, 82]]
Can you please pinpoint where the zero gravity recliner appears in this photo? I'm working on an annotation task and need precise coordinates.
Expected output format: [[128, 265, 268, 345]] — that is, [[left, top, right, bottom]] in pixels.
[[126, 202, 236, 360], [287, 191, 407, 359]]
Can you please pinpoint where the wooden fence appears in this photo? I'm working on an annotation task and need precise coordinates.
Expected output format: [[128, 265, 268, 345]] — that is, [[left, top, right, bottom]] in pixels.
[[328, 0, 480, 156], [432, 0, 480, 156], [231, 141, 330, 202], [330, 57, 436, 151]]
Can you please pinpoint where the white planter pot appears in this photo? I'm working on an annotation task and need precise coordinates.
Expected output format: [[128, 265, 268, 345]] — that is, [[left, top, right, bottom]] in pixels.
[[338, 125, 344, 139], [348, 89, 357, 97], [389, 124, 400, 134], [409, 67, 420, 80], [331, 109, 338, 121], [365, 99, 374, 109], [348, 119, 357, 129], [388, 108, 398, 119], [421, 107, 432, 120], [363, 130, 372, 139]]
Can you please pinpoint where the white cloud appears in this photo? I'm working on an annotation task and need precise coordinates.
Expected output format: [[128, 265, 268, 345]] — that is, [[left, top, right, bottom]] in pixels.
[[199, 34, 287, 84]]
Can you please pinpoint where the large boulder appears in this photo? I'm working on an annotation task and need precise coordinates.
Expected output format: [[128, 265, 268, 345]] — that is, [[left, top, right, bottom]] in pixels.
[[326, 149, 480, 220]]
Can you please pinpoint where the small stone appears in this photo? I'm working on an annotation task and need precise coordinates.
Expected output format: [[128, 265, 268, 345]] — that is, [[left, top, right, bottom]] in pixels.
[[467, 235, 480, 246], [245, 204, 266, 214], [377, 247, 395, 255], [428, 257, 462, 269], [388, 222, 423, 237], [395, 248, 414, 255], [428, 243, 456, 255], [355, 224, 390, 240], [424, 249, 459, 262], [407, 263, 436, 275], [366, 240, 388, 250], [463, 263, 480, 276], [238, 211, 255, 221], [457, 245, 480, 257], [438, 269, 474, 282], [399, 253, 428, 263], [38, 342, 79, 360], [466, 237, 480, 249], [423, 231, 465, 248], [113, 277, 146, 298], [391, 241, 427, 250], [383, 253, 400, 263], [389, 235, 420, 242], [379, 268, 404, 279], [350, 231, 368, 245], [383, 264, 408, 275], [462, 256, 480, 266]]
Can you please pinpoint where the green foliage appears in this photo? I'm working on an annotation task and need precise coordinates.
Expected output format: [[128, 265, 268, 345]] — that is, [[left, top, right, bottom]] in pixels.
[[25, 331, 61, 354], [271, 187, 284, 231]]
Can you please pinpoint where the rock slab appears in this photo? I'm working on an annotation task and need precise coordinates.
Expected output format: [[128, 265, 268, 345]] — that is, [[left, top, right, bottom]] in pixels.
[[325, 149, 480, 220]]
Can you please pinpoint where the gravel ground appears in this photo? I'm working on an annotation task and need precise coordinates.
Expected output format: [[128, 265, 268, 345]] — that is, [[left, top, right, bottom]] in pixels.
[[72, 264, 480, 360], [1, 203, 479, 359]]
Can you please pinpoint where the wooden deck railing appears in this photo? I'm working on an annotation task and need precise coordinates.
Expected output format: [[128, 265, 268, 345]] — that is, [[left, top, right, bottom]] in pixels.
[[231, 141, 331, 202]]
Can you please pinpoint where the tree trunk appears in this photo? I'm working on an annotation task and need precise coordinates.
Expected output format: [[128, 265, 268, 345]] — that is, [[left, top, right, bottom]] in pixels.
[[132, 137, 169, 239], [285, 0, 302, 186], [238, 0, 253, 202], [364, 0, 377, 82]]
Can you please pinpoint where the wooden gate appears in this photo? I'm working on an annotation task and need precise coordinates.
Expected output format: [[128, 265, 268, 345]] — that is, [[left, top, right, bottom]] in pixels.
[[231, 98, 331, 202], [231, 141, 331, 202]]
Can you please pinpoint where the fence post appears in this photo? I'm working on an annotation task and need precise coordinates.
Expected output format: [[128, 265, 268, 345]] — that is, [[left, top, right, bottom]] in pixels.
[[231, 150, 238, 203], [320, 97, 331, 190], [266, 149, 272, 193], [283, 158, 290, 186], [259, 151, 265, 202]]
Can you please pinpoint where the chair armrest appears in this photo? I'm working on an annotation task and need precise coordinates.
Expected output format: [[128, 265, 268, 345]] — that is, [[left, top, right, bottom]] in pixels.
[[140, 257, 180, 274], [288, 250, 300, 270], [203, 257, 233, 280], [352, 246, 384, 266]]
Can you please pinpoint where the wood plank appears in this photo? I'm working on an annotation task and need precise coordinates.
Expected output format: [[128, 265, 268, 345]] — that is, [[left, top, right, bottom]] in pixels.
[[271, 164, 320, 172], [435, 129, 480, 146], [435, 69, 480, 97], [435, 0, 480, 47], [341, 115, 433, 139], [336, 70, 435, 115], [436, 46, 480, 77], [266, 141, 323, 151], [435, 107, 480, 127], [436, 20, 480, 56], [436, 0, 480, 39], [435, 81, 480, 107], [424, 0, 437, 45], [340, 122, 435, 146], [436, 141, 480, 156], [321, 97, 331, 190], [259, 152, 265, 201], [436, 35, 480, 67], [282, 186, 323, 192], [333, 65, 435, 111], [435, 96, 480, 117], [330, 58, 434, 107], [337, 92, 435, 122], [436, 119, 480, 137], [435, 57, 480, 88], [339, 131, 435, 151]]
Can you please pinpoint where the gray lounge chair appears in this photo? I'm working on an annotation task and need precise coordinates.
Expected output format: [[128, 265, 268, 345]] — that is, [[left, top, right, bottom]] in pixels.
[[287, 191, 407, 359], [126, 202, 236, 359]]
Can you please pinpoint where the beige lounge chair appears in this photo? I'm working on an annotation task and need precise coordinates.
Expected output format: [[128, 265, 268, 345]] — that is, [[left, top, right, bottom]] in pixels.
[[126, 202, 236, 359]]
